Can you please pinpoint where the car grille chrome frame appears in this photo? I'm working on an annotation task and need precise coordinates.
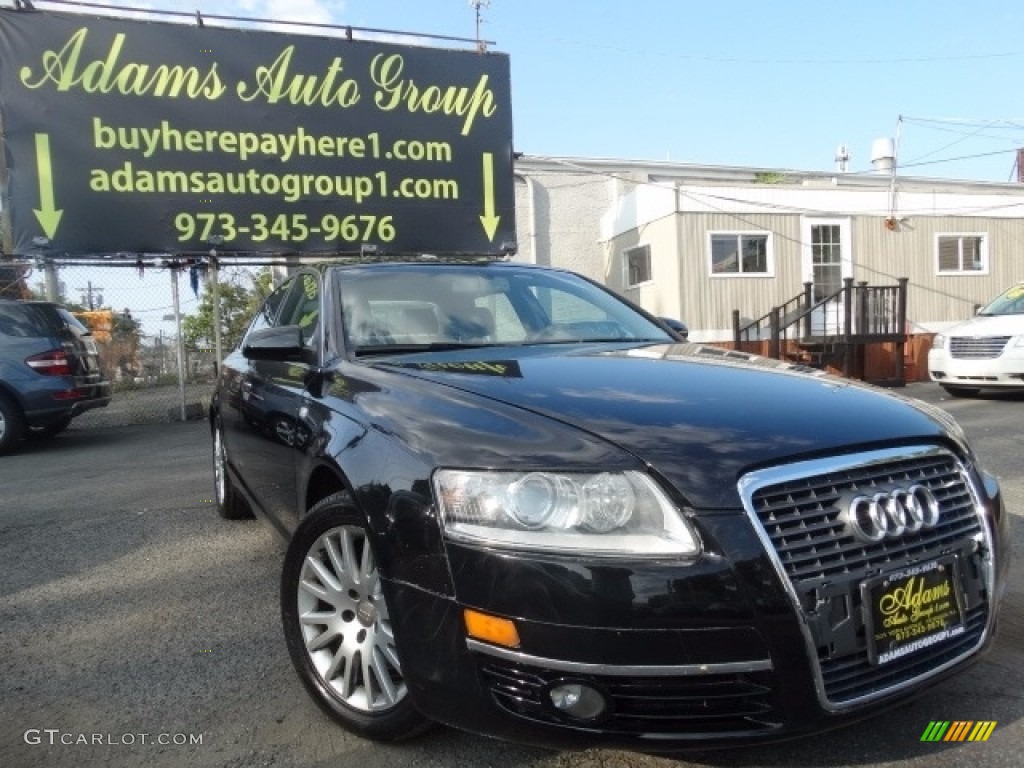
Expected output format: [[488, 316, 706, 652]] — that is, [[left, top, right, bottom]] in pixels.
[[950, 336, 1011, 359], [739, 445, 996, 712]]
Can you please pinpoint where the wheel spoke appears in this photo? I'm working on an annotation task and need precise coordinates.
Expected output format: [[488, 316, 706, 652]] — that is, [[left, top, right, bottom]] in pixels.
[[339, 651, 357, 699], [324, 535, 347, 584], [299, 610, 336, 626], [339, 530, 361, 588], [323, 646, 346, 681], [377, 637, 401, 672], [360, 536, 375, 585], [305, 552, 343, 594], [298, 577, 330, 602], [371, 648, 399, 706], [376, 620, 395, 644], [307, 625, 341, 652]]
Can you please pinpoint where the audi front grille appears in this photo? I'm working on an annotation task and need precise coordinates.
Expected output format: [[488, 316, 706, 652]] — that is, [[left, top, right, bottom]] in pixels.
[[739, 446, 993, 709]]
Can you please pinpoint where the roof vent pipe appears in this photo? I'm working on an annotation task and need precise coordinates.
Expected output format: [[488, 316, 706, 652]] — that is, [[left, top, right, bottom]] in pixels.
[[870, 137, 896, 173]]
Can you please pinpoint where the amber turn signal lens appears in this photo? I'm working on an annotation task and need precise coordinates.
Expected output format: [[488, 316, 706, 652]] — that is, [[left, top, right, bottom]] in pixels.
[[463, 609, 521, 648]]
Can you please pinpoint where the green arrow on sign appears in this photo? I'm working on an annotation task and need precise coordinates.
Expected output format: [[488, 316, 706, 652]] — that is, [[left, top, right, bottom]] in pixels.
[[33, 133, 64, 240], [478, 152, 500, 241]]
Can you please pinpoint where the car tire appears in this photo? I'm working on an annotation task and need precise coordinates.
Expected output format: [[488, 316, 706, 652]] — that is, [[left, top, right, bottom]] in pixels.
[[212, 418, 254, 519], [26, 415, 73, 440], [281, 494, 431, 742], [0, 392, 26, 455], [941, 385, 982, 398]]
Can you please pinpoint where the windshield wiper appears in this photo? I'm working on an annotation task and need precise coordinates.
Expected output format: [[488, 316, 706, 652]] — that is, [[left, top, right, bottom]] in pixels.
[[354, 341, 500, 356], [525, 337, 670, 346]]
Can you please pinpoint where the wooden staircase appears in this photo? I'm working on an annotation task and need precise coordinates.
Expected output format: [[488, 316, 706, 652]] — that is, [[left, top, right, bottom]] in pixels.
[[732, 278, 909, 386]]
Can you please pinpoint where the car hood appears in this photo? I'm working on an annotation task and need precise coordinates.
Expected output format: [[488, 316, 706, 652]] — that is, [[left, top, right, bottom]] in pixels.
[[944, 313, 1024, 337], [373, 343, 965, 509]]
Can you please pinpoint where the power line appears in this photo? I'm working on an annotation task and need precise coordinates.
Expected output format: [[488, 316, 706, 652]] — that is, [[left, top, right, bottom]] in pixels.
[[489, 24, 1022, 66]]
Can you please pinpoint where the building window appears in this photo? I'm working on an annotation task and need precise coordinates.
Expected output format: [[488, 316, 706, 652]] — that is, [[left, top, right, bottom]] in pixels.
[[710, 233, 772, 276], [936, 234, 987, 274], [624, 245, 651, 287]]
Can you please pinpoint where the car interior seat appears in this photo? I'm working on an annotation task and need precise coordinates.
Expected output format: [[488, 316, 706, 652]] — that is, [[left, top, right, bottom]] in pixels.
[[342, 295, 392, 347], [398, 306, 441, 342], [446, 306, 494, 341]]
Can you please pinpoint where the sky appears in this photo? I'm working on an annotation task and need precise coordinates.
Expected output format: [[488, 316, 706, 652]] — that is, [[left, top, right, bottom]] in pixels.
[[18, 0, 1024, 334], [28, 0, 1024, 183]]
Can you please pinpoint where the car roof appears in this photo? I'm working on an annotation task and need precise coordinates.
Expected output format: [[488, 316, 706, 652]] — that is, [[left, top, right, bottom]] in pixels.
[[304, 258, 563, 273], [0, 299, 60, 307]]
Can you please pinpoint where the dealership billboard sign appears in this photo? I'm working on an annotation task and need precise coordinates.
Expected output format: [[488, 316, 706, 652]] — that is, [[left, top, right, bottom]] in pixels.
[[0, 9, 515, 256]]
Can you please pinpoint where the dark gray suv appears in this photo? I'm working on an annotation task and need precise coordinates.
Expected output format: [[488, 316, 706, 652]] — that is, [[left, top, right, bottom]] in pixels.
[[0, 300, 111, 453]]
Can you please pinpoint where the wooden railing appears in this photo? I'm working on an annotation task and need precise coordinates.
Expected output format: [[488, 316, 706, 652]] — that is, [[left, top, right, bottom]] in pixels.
[[732, 277, 909, 383]]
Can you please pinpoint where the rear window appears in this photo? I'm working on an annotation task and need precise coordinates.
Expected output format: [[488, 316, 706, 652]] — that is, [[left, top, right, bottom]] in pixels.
[[55, 307, 91, 337]]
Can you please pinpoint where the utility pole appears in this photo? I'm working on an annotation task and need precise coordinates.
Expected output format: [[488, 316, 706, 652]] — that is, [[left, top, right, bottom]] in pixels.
[[44, 262, 60, 302], [78, 280, 103, 310], [470, 0, 490, 51]]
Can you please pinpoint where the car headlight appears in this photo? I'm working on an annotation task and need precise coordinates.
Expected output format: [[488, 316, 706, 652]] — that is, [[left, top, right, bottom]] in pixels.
[[433, 469, 701, 557], [932, 333, 946, 350]]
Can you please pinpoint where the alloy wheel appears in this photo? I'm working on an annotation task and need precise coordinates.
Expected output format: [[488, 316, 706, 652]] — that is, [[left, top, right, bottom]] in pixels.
[[213, 426, 227, 508], [296, 525, 406, 712]]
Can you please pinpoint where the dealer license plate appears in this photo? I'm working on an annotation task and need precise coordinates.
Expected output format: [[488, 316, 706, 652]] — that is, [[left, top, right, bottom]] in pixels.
[[863, 558, 965, 666]]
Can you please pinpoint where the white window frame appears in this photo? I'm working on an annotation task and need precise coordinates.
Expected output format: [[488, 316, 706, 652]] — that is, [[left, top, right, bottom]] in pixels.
[[935, 233, 989, 275], [708, 231, 774, 278], [623, 244, 652, 288]]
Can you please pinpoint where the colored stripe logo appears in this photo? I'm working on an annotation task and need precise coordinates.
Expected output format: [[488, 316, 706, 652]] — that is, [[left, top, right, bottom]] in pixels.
[[921, 721, 997, 742]]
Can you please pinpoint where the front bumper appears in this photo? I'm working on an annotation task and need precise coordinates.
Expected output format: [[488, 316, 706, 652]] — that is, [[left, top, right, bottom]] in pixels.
[[384, 446, 1007, 751], [928, 345, 1024, 388]]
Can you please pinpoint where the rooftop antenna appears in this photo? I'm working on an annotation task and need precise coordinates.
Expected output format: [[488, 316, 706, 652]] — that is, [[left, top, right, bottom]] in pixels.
[[834, 144, 850, 173], [470, 0, 490, 51]]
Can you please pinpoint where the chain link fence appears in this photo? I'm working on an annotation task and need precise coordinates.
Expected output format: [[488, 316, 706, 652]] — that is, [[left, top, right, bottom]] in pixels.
[[2, 256, 281, 429]]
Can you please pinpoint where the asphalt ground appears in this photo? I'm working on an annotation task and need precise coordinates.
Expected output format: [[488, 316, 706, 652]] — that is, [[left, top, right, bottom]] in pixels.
[[1, 382, 1022, 768]]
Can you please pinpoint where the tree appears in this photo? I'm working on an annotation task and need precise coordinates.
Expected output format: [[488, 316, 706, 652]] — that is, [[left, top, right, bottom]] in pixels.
[[182, 267, 272, 351], [0, 262, 30, 299]]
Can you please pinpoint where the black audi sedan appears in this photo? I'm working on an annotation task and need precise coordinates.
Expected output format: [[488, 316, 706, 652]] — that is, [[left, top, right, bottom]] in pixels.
[[210, 257, 1008, 751]]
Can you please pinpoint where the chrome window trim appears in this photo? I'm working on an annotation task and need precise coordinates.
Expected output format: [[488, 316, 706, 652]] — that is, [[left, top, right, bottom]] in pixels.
[[466, 638, 772, 677], [738, 444, 995, 712]]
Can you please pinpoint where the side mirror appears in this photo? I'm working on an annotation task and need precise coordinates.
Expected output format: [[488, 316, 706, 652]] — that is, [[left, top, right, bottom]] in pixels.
[[242, 325, 308, 362], [659, 317, 689, 341]]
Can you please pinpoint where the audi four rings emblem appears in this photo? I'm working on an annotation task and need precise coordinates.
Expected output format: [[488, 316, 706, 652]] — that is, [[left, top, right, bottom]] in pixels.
[[842, 485, 942, 542]]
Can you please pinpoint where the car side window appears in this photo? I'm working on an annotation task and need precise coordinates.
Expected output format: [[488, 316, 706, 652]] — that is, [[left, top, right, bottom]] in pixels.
[[246, 278, 294, 337], [278, 273, 321, 348], [0, 304, 42, 337]]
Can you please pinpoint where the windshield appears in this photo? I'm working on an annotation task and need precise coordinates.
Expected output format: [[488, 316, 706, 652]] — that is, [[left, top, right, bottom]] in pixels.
[[978, 284, 1024, 316], [335, 264, 672, 355]]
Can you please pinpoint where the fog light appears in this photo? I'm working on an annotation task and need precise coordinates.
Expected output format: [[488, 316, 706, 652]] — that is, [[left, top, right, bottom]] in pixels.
[[548, 681, 608, 721]]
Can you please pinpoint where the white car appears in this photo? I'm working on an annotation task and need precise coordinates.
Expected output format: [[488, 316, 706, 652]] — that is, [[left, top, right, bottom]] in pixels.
[[929, 282, 1024, 396]]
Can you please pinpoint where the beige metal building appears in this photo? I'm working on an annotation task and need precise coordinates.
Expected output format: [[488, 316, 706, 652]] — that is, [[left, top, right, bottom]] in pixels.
[[514, 155, 1024, 343]]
